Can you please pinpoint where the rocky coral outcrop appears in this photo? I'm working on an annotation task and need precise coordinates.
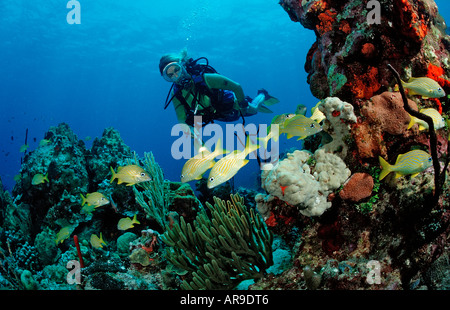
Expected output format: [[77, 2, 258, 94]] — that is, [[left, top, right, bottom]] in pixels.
[[280, 0, 450, 103], [262, 0, 450, 291], [339, 172, 374, 202], [353, 92, 419, 158]]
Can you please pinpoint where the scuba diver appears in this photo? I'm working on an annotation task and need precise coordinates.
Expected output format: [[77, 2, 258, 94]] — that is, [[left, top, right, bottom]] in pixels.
[[159, 49, 279, 142]]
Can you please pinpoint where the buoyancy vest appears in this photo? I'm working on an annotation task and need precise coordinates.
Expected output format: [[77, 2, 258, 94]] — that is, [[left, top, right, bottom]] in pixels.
[[164, 57, 237, 126]]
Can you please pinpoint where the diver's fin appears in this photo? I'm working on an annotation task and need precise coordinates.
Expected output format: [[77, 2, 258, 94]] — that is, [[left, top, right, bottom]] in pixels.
[[257, 88, 280, 106], [264, 96, 280, 106], [248, 93, 265, 109], [257, 104, 273, 113]]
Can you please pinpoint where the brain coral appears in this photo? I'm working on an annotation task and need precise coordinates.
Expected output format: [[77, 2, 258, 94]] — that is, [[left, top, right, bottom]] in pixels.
[[261, 149, 350, 217]]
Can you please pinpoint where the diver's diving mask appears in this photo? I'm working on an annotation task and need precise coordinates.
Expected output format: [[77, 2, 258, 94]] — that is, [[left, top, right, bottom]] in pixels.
[[162, 62, 189, 84]]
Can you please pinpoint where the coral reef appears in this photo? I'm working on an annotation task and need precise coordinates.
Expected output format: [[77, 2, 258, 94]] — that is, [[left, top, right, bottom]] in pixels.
[[251, 0, 450, 291], [280, 0, 450, 103], [317, 96, 357, 158], [161, 194, 273, 290], [0, 123, 204, 290], [1, 0, 450, 294], [339, 172, 374, 202], [261, 149, 351, 217]]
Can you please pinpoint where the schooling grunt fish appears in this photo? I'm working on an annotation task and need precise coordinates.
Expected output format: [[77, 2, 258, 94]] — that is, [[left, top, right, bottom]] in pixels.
[[80, 192, 110, 208], [407, 108, 445, 131], [117, 214, 140, 231], [397, 77, 445, 98], [280, 114, 322, 140], [19, 144, 29, 153], [90, 233, 107, 249], [310, 101, 326, 123], [207, 135, 260, 189], [181, 138, 226, 183], [110, 165, 151, 186], [32, 173, 49, 185], [55, 225, 76, 244], [378, 149, 433, 180]]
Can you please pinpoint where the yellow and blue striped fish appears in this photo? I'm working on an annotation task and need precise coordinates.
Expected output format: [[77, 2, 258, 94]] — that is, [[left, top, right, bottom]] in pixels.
[[207, 136, 260, 189], [181, 139, 226, 183], [259, 114, 293, 149], [310, 102, 326, 123], [378, 149, 432, 180], [408, 108, 445, 131], [398, 77, 445, 98], [267, 113, 295, 134], [110, 165, 151, 186], [281, 114, 322, 140]]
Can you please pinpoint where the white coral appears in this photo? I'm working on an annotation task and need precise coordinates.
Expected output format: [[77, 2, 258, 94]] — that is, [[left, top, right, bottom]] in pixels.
[[318, 97, 356, 158], [261, 149, 350, 217]]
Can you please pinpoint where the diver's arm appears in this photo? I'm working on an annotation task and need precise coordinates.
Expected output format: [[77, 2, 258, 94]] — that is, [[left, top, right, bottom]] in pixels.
[[173, 96, 187, 123], [173, 96, 203, 146], [203, 73, 246, 104]]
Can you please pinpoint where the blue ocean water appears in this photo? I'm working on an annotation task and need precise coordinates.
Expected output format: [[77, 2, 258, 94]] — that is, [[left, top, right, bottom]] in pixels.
[[0, 0, 449, 192]]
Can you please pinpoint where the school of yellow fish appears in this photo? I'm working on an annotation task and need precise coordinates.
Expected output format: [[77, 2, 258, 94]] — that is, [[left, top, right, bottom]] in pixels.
[[27, 73, 450, 249], [181, 107, 324, 189], [52, 164, 151, 245]]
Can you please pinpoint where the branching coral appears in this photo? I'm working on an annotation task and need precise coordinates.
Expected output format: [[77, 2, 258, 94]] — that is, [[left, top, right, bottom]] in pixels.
[[161, 194, 273, 290], [133, 152, 169, 232]]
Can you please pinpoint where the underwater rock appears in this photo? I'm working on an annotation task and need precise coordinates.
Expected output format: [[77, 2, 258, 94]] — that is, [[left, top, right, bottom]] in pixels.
[[20, 270, 38, 290], [34, 228, 61, 266], [12, 123, 89, 236], [116, 232, 138, 257], [303, 265, 322, 290], [256, 194, 299, 237], [129, 248, 152, 266], [166, 182, 202, 224], [339, 172, 374, 202], [88, 127, 133, 186], [88, 272, 125, 290], [129, 229, 161, 267], [353, 92, 418, 159], [280, 0, 450, 102]]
